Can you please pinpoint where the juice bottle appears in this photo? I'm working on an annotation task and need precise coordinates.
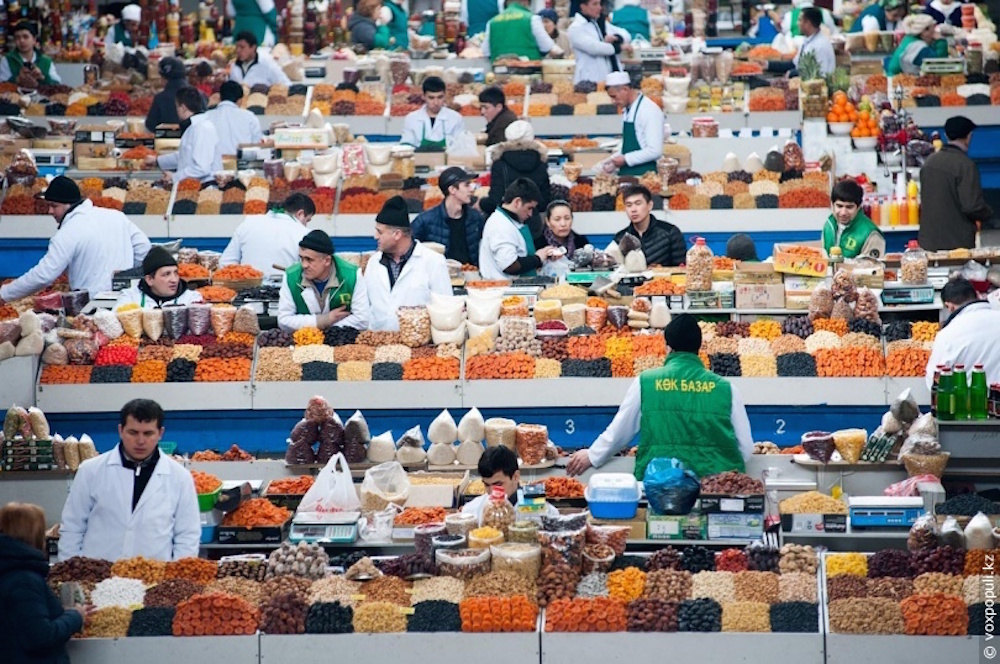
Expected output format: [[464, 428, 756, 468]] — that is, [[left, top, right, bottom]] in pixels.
[[970, 364, 988, 420], [953, 364, 969, 420], [880, 195, 891, 226], [937, 367, 955, 421], [930, 364, 944, 417], [907, 180, 919, 225], [870, 197, 881, 227], [898, 198, 908, 228], [889, 198, 900, 226]]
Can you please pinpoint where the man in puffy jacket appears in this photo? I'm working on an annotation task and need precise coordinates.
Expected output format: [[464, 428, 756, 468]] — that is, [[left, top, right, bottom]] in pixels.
[[412, 167, 485, 266], [486, 121, 551, 242]]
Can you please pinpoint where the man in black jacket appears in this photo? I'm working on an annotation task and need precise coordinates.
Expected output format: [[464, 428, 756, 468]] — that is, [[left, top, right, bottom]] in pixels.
[[144, 56, 191, 132], [919, 116, 994, 251], [479, 86, 518, 147], [613, 184, 686, 267], [411, 167, 485, 265]]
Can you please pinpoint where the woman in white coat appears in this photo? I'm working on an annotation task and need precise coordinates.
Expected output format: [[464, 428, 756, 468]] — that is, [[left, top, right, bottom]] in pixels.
[[568, 0, 631, 85], [58, 400, 201, 562], [351, 196, 453, 331]]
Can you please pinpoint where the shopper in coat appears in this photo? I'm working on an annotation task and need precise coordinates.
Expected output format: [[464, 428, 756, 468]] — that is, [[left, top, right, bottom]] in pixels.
[[351, 196, 453, 331], [613, 184, 686, 267], [539, 8, 572, 57], [145, 57, 191, 132], [227, 0, 279, 46], [382, 0, 410, 49], [568, 0, 630, 85], [0, 177, 150, 305], [146, 87, 222, 183], [604, 70, 663, 177], [543, 200, 590, 259], [412, 167, 486, 265], [221, 192, 315, 277], [919, 116, 993, 251], [115, 247, 205, 309], [278, 229, 366, 332], [0, 503, 84, 664], [486, 121, 551, 241], [885, 14, 947, 76], [229, 30, 290, 87], [479, 178, 559, 280], [567, 314, 754, 480], [349, 0, 391, 51], [59, 399, 201, 562], [479, 86, 519, 147], [926, 277, 1000, 389]]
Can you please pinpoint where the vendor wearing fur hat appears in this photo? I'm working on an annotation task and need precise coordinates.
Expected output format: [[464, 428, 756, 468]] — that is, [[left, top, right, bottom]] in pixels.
[[115, 247, 205, 309], [350, 197, 453, 331], [110, 4, 142, 46], [278, 230, 367, 332], [885, 13, 948, 76], [567, 313, 755, 481], [485, 120, 551, 240]]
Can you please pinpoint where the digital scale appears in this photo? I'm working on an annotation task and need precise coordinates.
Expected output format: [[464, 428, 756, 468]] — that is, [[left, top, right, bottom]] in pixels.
[[848, 496, 925, 528], [881, 282, 935, 305], [921, 58, 965, 74], [289, 511, 360, 544]]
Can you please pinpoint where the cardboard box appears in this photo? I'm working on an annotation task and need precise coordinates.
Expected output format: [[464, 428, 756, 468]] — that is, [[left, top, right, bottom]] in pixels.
[[570, 149, 611, 169], [589, 507, 648, 541], [33, 137, 74, 150], [217, 519, 291, 544], [779, 513, 848, 533], [699, 494, 766, 514], [75, 157, 118, 171], [447, 145, 486, 170], [784, 275, 826, 310], [0, 138, 32, 154], [647, 512, 707, 540], [707, 513, 765, 539], [272, 126, 331, 150], [735, 283, 785, 309], [413, 151, 447, 169], [404, 471, 470, 508], [74, 143, 114, 160], [733, 262, 783, 285], [773, 243, 829, 278]]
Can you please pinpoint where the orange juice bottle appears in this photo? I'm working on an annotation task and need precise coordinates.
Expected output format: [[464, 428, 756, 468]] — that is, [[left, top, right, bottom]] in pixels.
[[880, 195, 891, 226], [870, 197, 881, 226], [889, 198, 900, 226], [899, 198, 908, 227], [907, 180, 920, 225]]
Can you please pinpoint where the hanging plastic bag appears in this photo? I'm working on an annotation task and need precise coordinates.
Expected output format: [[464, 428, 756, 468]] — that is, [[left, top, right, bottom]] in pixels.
[[298, 453, 361, 513], [360, 461, 410, 513], [643, 457, 701, 515], [458, 407, 485, 443]]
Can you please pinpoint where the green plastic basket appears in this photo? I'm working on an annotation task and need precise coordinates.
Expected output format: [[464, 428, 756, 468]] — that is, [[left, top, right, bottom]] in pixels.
[[158, 442, 178, 455], [197, 487, 221, 512]]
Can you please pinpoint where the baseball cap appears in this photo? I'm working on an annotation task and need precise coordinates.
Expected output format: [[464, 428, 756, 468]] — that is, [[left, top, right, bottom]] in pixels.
[[438, 167, 475, 195]]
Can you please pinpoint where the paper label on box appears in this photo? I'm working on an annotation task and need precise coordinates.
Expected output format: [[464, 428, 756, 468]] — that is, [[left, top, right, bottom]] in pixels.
[[649, 520, 680, 536], [720, 498, 744, 512], [90, 132, 103, 142]]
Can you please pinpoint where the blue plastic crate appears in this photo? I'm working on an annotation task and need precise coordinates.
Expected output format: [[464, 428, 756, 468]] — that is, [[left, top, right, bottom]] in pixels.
[[585, 486, 641, 519]]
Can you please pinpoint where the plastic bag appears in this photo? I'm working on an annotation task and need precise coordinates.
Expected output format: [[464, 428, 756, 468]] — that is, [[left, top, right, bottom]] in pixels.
[[808, 286, 834, 321], [515, 423, 548, 465], [907, 412, 937, 438], [360, 461, 410, 513], [117, 308, 143, 338], [140, 309, 163, 341], [538, 527, 586, 567], [881, 410, 903, 435], [801, 431, 835, 463], [618, 233, 642, 256], [907, 513, 940, 551], [901, 452, 949, 478], [396, 425, 427, 464], [19, 310, 41, 337], [4, 406, 24, 440], [63, 437, 81, 470], [0, 341, 14, 362], [468, 297, 502, 326], [832, 429, 866, 464], [61, 291, 90, 317], [33, 293, 63, 312], [891, 388, 921, 425], [427, 442, 457, 465], [606, 306, 629, 330], [211, 304, 237, 337], [428, 410, 458, 446], [965, 512, 994, 550], [187, 304, 212, 336], [899, 433, 940, 456], [41, 342, 68, 365], [233, 306, 260, 335], [305, 395, 334, 422], [884, 474, 939, 497], [397, 307, 431, 347], [64, 338, 98, 364], [367, 431, 396, 464], [299, 453, 362, 513], [343, 410, 370, 464], [643, 458, 700, 515], [585, 524, 630, 556], [540, 256, 573, 280], [446, 130, 479, 157], [287, 419, 319, 465], [93, 310, 124, 339], [397, 425, 425, 449], [831, 298, 854, 322], [52, 435, 67, 470], [484, 417, 516, 449], [27, 407, 50, 439], [458, 407, 485, 443], [0, 321, 20, 346], [941, 516, 965, 549], [456, 439, 484, 466], [15, 331, 43, 356], [317, 414, 345, 464]]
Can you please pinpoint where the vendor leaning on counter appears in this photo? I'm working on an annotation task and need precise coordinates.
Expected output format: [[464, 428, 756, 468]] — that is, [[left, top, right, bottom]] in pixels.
[[115, 247, 206, 309], [206, 81, 265, 156], [0, 177, 150, 306], [479, 178, 559, 280], [543, 200, 590, 259], [400, 76, 466, 151], [229, 30, 291, 87], [568, 0, 630, 85], [884, 14, 948, 76], [614, 184, 686, 267], [822, 179, 885, 259], [412, 166, 486, 266], [567, 314, 754, 480], [483, 0, 561, 62], [145, 87, 222, 183], [59, 399, 201, 562], [0, 21, 61, 85], [926, 277, 1000, 389], [479, 86, 519, 147], [848, 0, 908, 33], [462, 446, 558, 525], [604, 71, 664, 177], [278, 229, 367, 332], [109, 4, 142, 46], [222, 192, 315, 277], [352, 197, 453, 331]]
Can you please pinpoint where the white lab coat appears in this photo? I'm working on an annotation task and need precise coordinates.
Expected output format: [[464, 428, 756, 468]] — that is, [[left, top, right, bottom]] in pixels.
[[157, 113, 222, 183], [114, 283, 204, 309], [482, 14, 559, 59], [479, 207, 529, 281], [0, 199, 150, 302], [399, 106, 466, 149], [461, 490, 559, 525], [616, 93, 665, 169], [567, 13, 631, 84], [925, 301, 1000, 389], [229, 51, 290, 86], [352, 242, 453, 331], [277, 264, 368, 332], [206, 100, 263, 156], [794, 31, 836, 76], [58, 449, 201, 562], [220, 211, 309, 277]]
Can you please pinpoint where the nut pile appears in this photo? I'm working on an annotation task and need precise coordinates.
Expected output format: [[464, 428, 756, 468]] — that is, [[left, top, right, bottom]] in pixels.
[[778, 573, 818, 603], [164, 557, 218, 585], [627, 598, 679, 631], [537, 563, 581, 607], [722, 601, 771, 632], [779, 544, 817, 575], [734, 571, 779, 603], [260, 591, 309, 634], [144, 579, 205, 607], [353, 601, 407, 633], [692, 571, 736, 604], [217, 559, 267, 581], [91, 577, 147, 609], [111, 556, 166, 585], [84, 607, 134, 638], [644, 570, 692, 601], [266, 541, 329, 579], [49, 557, 112, 584], [700, 471, 764, 494], [829, 598, 904, 634]]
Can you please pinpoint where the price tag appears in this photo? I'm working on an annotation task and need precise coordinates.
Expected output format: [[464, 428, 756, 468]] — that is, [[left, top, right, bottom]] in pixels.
[[350, 594, 366, 601], [90, 131, 104, 142], [398, 607, 416, 616], [720, 498, 745, 512]]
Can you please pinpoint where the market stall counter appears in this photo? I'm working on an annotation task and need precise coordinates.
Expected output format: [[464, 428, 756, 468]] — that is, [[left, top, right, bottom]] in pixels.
[[66, 635, 259, 664]]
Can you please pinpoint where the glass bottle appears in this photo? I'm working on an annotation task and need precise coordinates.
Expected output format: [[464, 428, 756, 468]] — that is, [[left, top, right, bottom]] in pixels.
[[970, 364, 988, 421], [953, 364, 969, 420], [937, 367, 955, 421], [481, 485, 514, 537]]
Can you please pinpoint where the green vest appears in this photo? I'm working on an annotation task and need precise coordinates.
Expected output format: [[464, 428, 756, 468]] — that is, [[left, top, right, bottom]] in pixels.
[[468, 0, 501, 35], [635, 353, 745, 481], [3, 50, 58, 85], [822, 210, 883, 259], [488, 5, 542, 61], [231, 0, 280, 45], [385, 1, 409, 50], [285, 258, 358, 315], [611, 5, 650, 40], [848, 3, 886, 33], [113, 23, 135, 47]]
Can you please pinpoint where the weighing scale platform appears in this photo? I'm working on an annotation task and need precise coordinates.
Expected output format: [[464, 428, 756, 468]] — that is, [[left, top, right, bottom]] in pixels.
[[848, 496, 925, 528], [289, 511, 360, 543]]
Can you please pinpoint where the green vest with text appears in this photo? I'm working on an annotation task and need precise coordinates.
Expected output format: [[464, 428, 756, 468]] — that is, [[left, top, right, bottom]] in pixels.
[[489, 4, 542, 61], [822, 210, 883, 259], [285, 258, 358, 314], [611, 5, 650, 40], [635, 352, 745, 480], [3, 50, 58, 85]]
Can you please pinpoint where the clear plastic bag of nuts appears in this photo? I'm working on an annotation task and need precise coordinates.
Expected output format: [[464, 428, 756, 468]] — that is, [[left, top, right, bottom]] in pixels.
[[397, 306, 431, 347], [515, 423, 548, 465]]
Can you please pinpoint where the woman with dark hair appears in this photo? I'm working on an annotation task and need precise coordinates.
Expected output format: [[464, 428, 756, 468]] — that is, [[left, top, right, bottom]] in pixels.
[[0, 503, 84, 663], [543, 200, 590, 259]]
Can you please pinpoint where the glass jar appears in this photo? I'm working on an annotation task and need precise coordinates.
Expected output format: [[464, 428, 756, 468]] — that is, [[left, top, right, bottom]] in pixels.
[[686, 237, 714, 291], [900, 240, 928, 285], [657, 156, 679, 194]]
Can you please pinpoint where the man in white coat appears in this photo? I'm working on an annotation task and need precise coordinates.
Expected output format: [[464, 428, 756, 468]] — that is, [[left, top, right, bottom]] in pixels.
[[0, 177, 150, 305], [461, 446, 558, 525], [58, 399, 201, 562], [206, 81, 263, 156], [115, 247, 205, 309], [222, 192, 315, 277], [568, 0, 630, 85], [604, 71, 664, 177], [478, 178, 557, 280], [145, 87, 222, 183], [400, 76, 466, 151], [229, 30, 290, 87], [926, 278, 1000, 389], [352, 196, 453, 331], [278, 229, 367, 332]]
